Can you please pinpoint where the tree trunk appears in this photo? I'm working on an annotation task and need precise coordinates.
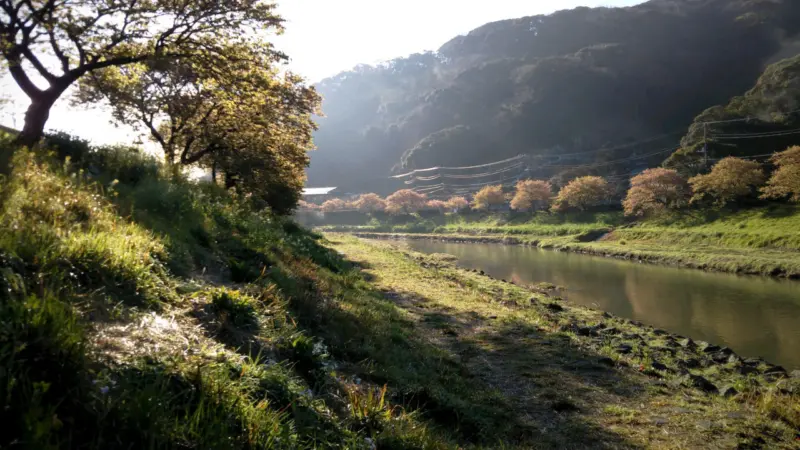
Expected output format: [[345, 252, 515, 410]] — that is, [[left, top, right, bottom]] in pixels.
[[224, 172, 238, 189], [211, 160, 217, 184], [14, 96, 58, 149]]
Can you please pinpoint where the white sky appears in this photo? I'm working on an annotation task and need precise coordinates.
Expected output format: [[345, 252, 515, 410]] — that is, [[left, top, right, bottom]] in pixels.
[[0, 0, 642, 145]]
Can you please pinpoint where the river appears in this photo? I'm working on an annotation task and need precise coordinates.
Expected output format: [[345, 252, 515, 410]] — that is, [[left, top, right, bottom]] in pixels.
[[404, 240, 800, 370]]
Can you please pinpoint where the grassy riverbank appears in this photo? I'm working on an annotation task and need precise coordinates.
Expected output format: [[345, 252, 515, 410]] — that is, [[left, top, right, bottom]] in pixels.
[[319, 208, 800, 277], [324, 234, 800, 448]]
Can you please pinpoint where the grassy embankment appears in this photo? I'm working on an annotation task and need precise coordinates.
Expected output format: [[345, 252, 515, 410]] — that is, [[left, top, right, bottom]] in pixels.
[[2, 139, 798, 449], [318, 208, 800, 277], [323, 235, 800, 448]]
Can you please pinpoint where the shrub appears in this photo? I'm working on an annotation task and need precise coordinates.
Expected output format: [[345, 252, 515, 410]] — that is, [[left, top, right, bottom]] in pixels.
[[623, 168, 690, 216], [510, 179, 552, 211], [472, 185, 505, 210], [689, 157, 766, 205], [354, 193, 387, 212], [321, 198, 348, 212], [385, 189, 427, 214], [761, 146, 800, 202], [210, 288, 258, 331], [444, 196, 469, 211], [297, 200, 320, 211], [552, 176, 610, 211], [425, 199, 448, 212]]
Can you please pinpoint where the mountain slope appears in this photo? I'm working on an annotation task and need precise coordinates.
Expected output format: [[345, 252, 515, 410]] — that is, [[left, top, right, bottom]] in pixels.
[[308, 0, 800, 193], [665, 53, 800, 173]]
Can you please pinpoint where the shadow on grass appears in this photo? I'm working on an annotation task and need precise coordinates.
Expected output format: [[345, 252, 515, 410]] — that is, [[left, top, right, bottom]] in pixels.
[[267, 239, 643, 448]]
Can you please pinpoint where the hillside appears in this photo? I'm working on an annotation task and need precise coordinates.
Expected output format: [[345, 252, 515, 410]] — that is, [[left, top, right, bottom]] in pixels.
[[308, 0, 800, 193], [666, 53, 800, 173]]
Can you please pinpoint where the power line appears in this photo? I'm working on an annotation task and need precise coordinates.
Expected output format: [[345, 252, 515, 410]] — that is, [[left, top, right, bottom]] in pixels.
[[711, 128, 800, 140], [698, 108, 800, 125], [402, 161, 527, 184], [391, 154, 526, 178], [537, 130, 684, 158], [537, 146, 679, 169]]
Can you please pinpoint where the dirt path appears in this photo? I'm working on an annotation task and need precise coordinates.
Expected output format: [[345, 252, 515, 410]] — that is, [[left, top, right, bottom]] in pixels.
[[328, 235, 799, 449]]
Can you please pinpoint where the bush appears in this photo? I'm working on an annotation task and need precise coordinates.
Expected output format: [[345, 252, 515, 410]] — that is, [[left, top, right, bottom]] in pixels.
[[210, 288, 259, 331], [510, 179, 552, 211], [445, 196, 469, 211], [623, 168, 690, 216], [472, 185, 505, 210], [762, 146, 800, 202], [354, 193, 387, 212], [552, 176, 610, 211], [386, 189, 427, 214], [689, 157, 766, 205]]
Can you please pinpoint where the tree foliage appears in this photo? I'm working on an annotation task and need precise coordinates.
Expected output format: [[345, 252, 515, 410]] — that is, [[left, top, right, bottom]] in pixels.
[[354, 193, 387, 212], [321, 198, 348, 213], [552, 176, 610, 211], [75, 41, 318, 214], [424, 199, 448, 212], [762, 146, 800, 202], [689, 157, 766, 205], [472, 185, 506, 211], [0, 0, 282, 146], [445, 196, 469, 211], [385, 189, 427, 214], [623, 168, 690, 216], [510, 180, 552, 211]]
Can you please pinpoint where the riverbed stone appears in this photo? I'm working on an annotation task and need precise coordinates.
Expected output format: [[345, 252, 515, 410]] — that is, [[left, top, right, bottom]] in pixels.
[[600, 327, 619, 336], [651, 361, 669, 372], [763, 364, 786, 374], [616, 344, 633, 354], [546, 303, 564, 312], [598, 357, 615, 367], [737, 365, 759, 375], [681, 358, 702, 369], [679, 338, 696, 349], [720, 386, 738, 397], [790, 370, 800, 379], [700, 343, 722, 354], [683, 374, 718, 394], [742, 357, 762, 366], [652, 328, 668, 336], [711, 351, 731, 364]]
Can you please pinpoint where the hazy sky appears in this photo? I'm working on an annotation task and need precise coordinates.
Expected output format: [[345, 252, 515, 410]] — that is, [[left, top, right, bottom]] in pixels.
[[1, 0, 643, 145]]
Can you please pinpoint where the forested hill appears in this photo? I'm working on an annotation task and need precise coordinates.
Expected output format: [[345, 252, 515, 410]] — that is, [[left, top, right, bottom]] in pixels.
[[307, 0, 800, 193]]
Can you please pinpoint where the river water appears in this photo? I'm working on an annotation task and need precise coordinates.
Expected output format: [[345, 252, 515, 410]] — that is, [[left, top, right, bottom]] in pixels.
[[404, 240, 800, 370]]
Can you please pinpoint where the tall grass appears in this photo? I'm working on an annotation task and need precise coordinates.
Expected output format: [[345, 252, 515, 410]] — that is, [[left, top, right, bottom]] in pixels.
[[0, 140, 454, 449]]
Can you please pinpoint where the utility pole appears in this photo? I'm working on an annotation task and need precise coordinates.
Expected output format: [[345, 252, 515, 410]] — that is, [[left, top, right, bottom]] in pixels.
[[702, 122, 709, 169]]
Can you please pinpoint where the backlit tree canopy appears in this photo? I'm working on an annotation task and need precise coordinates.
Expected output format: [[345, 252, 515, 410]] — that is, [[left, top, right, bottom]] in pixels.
[[472, 185, 505, 211], [1, 0, 282, 147], [689, 157, 766, 205], [354, 193, 387, 212], [762, 146, 800, 202], [623, 168, 690, 216], [386, 189, 427, 214], [552, 176, 610, 211], [510, 180, 552, 211]]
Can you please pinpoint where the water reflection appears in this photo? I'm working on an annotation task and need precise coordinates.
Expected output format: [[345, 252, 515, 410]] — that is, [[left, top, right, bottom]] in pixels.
[[405, 240, 800, 369]]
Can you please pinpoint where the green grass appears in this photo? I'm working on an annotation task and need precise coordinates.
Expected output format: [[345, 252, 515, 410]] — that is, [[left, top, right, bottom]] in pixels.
[[321, 207, 800, 277], [0, 145, 453, 449], [323, 234, 800, 448]]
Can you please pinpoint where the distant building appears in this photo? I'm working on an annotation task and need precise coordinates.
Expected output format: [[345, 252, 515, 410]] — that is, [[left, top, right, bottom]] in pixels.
[[302, 187, 338, 203]]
